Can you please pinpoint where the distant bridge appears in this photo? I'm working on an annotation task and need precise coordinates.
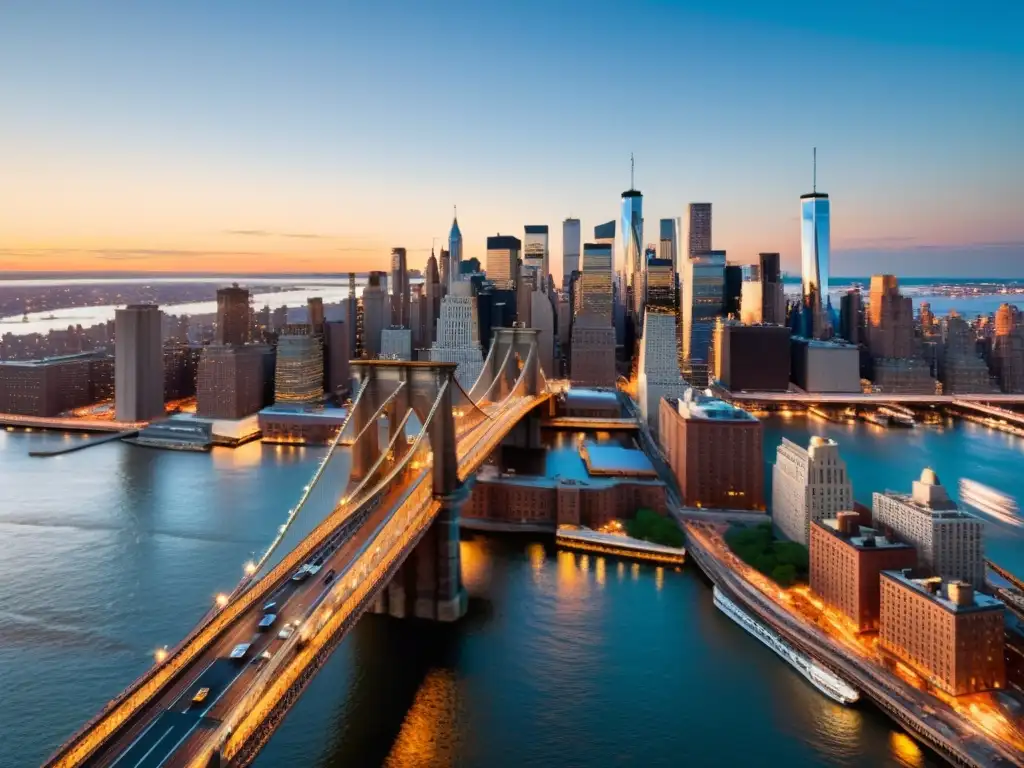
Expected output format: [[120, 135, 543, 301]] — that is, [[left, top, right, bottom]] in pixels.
[[0, 413, 143, 432]]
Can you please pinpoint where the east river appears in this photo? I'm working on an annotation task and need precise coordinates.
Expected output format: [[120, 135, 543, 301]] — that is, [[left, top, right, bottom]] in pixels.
[[2, 418, 1023, 768]]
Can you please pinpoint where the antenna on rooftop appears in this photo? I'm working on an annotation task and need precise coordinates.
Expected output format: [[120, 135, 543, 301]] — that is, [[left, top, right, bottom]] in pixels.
[[813, 147, 817, 193], [630, 152, 635, 190]]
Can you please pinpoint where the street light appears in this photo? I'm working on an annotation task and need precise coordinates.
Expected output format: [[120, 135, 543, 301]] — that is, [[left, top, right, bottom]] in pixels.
[[244, 561, 257, 576], [215, 593, 229, 608], [154, 646, 168, 664]]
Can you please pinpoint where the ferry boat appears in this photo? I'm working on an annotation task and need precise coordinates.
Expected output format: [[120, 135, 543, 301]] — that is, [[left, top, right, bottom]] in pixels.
[[959, 479, 1022, 528], [713, 586, 860, 706], [860, 410, 890, 428]]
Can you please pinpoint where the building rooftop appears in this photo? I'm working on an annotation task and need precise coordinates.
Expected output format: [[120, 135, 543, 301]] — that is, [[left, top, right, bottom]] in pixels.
[[563, 388, 620, 407], [666, 389, 759, 422], [816, 517, 913, 551], [524, 225, 549, 234], [0, 351, 103, 367], [881, 569, 1003, 614], [792, 336, 858, 350], [581, 442, 658, 477]]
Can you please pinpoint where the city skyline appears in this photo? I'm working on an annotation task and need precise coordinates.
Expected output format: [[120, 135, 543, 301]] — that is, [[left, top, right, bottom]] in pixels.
[[1, 3, 1021, 277]]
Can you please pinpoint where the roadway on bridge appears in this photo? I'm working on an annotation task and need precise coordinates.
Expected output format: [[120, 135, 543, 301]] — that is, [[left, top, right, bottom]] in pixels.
[[86, 403, 509, 768], [88, 484, 408, 768]]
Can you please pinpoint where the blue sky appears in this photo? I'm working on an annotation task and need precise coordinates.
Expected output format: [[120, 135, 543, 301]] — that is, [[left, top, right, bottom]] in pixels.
[[0, 1, 1021, 277]]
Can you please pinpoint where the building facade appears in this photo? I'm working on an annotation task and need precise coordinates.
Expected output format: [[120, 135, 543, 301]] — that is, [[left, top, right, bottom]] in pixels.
[[115, 304, 165, 422], [274, 328, 324, 408], [659, 391, 764, 511], [428, 281, 485, 389], [800, 190, 831, 339], [524, 225, 549, 285], [686, 203, 712, 258], [713, 321, 790, 391], [637, 311, 686, 433], [448, 211, 462, 293], [681, 250, 726, 366], [810, 513, 916, 631], [880, 570, 1005, 696], [562, 218, 581, 289], [215, 283, 250, 346], [486, 235, 521, 291], [790, 337, 861, 392], [0, 354, 94, 416], [196, 344, 269, 419], [621, 189, 644, 322], [390, 247, 410, 328], [873, 469, 985, 587], [772, 436, 853, 545]]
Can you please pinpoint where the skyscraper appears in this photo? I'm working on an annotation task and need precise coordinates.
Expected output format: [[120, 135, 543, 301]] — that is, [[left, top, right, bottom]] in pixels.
[[361, 271, 388, 358], [390, 247, 409, 329], [801, 150, 831, 339], [594, 220, 621, 344], [759, 252, 781, 284], [723, 265, 742, 318], [274, 326, 324, 408], [686, 203, 712, 258], [645, 255, 675, 312], [428, 282, 484, 388], [658, 218, 677, 273], [215, 283, 250, 346], [681, 250, 726, 369], [638, 310, 686, 432], [439, 248, 451, 297], [577, 243, 614, 323], [448, 209, 462, 293], [570, 242, 616, 387], [115, 304, 164, 422], [772, 437, 853, 546], [524, 225, 549, 287], [621, 181, 644, 322], [307, 296, 325, 334], [486, 235, 521, 290], [562, 218, 581, 289], [425, 250, 441, 345]]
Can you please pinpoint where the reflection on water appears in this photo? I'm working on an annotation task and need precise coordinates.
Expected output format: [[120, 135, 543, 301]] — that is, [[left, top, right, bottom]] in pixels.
[[384, 668, 460, 768], [890, 731, 926, 768]]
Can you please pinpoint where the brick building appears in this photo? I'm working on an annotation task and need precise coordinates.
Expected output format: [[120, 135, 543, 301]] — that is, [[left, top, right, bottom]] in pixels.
[[659, 390, 764, 510], [880, 570, 1005, 696], [809, 513, 916, 632], [0, 353, 94, 416], [196, 345, 269, 419]]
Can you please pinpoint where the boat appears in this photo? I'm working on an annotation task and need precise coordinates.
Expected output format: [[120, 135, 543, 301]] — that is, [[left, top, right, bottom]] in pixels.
[[713, 585, 860, 706], [879, 407, 915, 428], [959, 479, 1022, 528], [860, 411, 890, 428]]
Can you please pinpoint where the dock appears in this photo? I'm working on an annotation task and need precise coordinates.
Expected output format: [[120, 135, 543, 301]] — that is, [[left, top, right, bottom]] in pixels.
[[555, 527, 685, 565], [28, 430, 139, 457]]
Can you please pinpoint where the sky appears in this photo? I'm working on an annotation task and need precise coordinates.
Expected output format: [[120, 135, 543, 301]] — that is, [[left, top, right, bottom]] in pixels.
[[1, 1, 1022, 278]]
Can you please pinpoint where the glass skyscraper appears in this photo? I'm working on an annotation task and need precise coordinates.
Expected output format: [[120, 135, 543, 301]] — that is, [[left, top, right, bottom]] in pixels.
[[800, 191, 831, 338], [658, 218, 677, 271], [621, 189, 643, 320], [524, 225, 549, 288], [578, 242, 613, 323], [645, 254, 675, 312], [485, 235, 521, 290], [562, 218, 581, 289], [687, 203, 712, 258], [682, 250, 726, 364]]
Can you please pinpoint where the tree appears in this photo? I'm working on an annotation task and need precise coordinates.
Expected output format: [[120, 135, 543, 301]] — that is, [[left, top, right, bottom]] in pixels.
[[771, 563, 798, 587]]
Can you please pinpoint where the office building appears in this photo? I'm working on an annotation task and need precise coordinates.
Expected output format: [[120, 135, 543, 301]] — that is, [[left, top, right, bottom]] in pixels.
[[790, 337, 861, 392], [865, 276, 935, 392], [681, 250, 726, 367], [723, 264, 742, 318], [759, 252, 781, 284], [991, 303, 1024, 393], [713, 320, 790, 391], [524, 225, 549, 286], [801, 152, 831, 339], [115, 304, 164, 422], [163, 343, 199, 400], [772, 436, 853, 546], [810, 514, 917, 632], [740, 280, 786, 327], [215, 283, 250, 346], [570, 242, 616, 388], [686, 203, 712, 258], [390, 247, 410, 328], [380, 327, 413, 361], [645, 256, 675, 311], [360, 271, 388, 358], [659, 390, 764, 511], [196, 344, 269, 419], [439, 248, 451, 297], [638, 310, 686, 433], [839, 288, 864, 345], [323, 320, 350, 398], [306, 297, 325, 336], [880, 570, 1005, 696], [428, 281, 485, 389], [873, 469, 984, 587], [562, 217, 581, 288], [621, 186, 644, 321], [940, 313, 995, 393], [530, 286, 557, 376], [274, 327, 324, 408], [0, 353, 94, 417], [486, 235, 521, 291], [448, 210, 462, 293], [658, 218, 678, 274]]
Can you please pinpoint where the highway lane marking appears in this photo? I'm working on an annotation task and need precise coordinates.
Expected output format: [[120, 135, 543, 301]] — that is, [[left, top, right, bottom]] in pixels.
[[124, 723, 175, 768], [108, 715, 163, 768]]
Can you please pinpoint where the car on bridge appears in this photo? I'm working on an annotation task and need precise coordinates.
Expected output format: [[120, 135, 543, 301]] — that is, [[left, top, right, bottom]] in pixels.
[[191, 687, 210, 707], [258, 613, 277, 631]]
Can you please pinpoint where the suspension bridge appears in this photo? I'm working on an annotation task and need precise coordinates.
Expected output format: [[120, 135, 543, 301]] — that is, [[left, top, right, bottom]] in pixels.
[[45, 327, 556, 768]]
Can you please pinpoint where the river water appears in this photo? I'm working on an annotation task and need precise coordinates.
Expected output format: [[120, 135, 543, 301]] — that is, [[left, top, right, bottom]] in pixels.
[[2, 418, 1022, 768]]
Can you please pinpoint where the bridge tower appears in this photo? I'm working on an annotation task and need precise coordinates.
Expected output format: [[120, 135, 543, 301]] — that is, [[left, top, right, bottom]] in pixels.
[[350, 360, 468, 622]]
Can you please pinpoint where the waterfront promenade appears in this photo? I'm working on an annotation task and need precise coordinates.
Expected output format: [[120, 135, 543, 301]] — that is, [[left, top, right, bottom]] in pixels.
[[685, 522, 1024, 767]]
